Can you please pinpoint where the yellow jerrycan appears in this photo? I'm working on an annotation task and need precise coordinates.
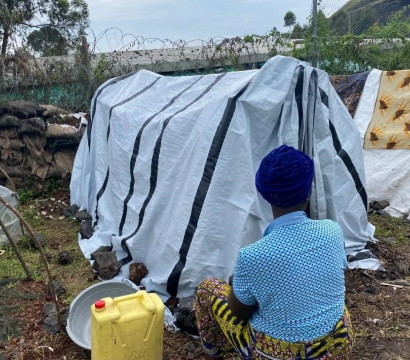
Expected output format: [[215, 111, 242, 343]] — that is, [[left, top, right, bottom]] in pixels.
[[91, 290, 165, 360]]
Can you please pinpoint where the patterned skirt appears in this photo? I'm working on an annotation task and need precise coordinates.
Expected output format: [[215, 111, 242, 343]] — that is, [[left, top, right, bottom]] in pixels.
[[194, 278, 354, 360]]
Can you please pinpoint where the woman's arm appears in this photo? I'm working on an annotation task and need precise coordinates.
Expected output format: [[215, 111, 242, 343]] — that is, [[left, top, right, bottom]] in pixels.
[[229, 274, 234, 286], [228, 279, 256, 321]]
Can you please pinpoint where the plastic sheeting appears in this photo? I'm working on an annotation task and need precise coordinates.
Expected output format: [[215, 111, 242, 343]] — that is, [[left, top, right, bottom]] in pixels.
[[0, 186, 22, 245], [71, 56, 376, 298], [355, 69, 410, 219]]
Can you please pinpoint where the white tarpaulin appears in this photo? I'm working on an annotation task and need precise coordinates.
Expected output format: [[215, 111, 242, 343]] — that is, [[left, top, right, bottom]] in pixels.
[[70, 56, 376, 298], [0, 185, 22, 245], [355, 69, 410, 219]]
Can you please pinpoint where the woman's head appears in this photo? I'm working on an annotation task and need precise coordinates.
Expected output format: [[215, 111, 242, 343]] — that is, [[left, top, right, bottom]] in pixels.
[[255, 145, 314, 211]]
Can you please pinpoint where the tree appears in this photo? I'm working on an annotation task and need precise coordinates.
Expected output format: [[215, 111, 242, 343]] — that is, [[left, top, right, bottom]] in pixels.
[[284, 11, 297, 32], [243, 34, 254, 43], [0, 0, 89, 57], [27, 26, 70, 56], [291, 23, 308, 39]]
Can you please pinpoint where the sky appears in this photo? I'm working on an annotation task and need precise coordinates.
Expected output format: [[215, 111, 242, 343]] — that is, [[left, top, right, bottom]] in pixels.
[[86, 0, 315, 53]]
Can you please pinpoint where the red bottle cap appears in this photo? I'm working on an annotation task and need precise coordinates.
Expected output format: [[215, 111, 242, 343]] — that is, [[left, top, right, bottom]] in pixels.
[[95, 300, 106, 309]]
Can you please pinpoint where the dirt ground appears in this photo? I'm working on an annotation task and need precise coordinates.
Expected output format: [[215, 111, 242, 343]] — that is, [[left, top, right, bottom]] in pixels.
[[1, 188, 410, 360]]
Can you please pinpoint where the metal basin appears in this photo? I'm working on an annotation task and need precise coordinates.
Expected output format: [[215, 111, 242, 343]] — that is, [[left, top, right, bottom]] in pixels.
[[66, 281, 137, 349]]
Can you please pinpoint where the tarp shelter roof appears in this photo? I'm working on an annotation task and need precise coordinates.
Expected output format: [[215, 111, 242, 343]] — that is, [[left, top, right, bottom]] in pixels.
[[70, 56, 376, 298]]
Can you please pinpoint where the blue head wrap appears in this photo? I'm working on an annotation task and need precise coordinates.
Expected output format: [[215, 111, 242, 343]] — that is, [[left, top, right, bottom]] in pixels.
[[255, 145, 314, 208]]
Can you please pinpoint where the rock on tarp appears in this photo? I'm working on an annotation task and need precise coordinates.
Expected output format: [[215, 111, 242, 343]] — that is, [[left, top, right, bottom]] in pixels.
[[71, 56, 377, 298]]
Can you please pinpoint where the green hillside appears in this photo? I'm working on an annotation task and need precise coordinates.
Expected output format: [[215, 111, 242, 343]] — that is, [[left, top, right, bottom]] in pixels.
[[329, 0, 410, 35]]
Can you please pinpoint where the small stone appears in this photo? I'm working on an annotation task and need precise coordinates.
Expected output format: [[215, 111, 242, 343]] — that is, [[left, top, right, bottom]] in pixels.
[[358, 291, 370, 298], [384, 237, 398, 245], [375, 271, 388, 280], [92, 251, 121, 280], [43, 303, 57, 317], [47, 280, 66, 297], [31, 232, 46, 248], [174, 309, 198, 336], [366, 296, 377, 305], [42, 315, 60, 335], [57, 250, 73, 265], [44, 252, 53, 262], [90, 246, 113, 260], [185, 343, 197, 353], [372, 200, 390, 211], [395, 263, 409, 275], [178, 296, 196, 311], [80, 220, 94, 239], [345, 298, 355, 308], [62, 204, 79, 218], [373, 319, 383, 327], [129, 263, 149, 286], [75, 210, 92, 222], [174, 295, 198, 335], [365, 285, 379, 295], [350, 251, 373, 261]]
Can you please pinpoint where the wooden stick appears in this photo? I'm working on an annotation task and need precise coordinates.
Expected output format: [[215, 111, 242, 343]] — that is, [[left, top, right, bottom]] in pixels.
[[380, 282, 404, 289], [0, 165, 16, 192], [0, 217, 33, 281], [0, 195, 62, 331]]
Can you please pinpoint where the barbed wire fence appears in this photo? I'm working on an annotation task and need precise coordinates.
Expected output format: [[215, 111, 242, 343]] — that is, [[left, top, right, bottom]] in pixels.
[[2, 0, 410, 112]]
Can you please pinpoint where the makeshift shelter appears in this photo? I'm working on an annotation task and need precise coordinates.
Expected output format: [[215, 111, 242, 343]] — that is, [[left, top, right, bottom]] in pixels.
[[70, 56, 376, 298]]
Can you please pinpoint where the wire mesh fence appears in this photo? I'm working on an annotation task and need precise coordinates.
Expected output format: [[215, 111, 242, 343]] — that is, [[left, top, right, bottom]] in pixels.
[[319, 0, 409, 35], [1, 0, 410, 111]]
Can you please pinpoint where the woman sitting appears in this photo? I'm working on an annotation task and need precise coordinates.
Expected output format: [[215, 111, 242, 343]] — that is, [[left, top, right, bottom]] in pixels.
[[195, 145, 354, 360]]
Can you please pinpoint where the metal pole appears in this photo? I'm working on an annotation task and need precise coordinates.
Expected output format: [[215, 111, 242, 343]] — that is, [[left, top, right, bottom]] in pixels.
[[312, 0, 318, 68]]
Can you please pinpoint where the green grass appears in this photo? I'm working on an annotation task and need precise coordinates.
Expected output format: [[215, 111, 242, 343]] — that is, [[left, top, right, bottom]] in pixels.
[[0, 200, 97, 302], [0, 245, 43, 280], [369, 213, 410, 244]]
